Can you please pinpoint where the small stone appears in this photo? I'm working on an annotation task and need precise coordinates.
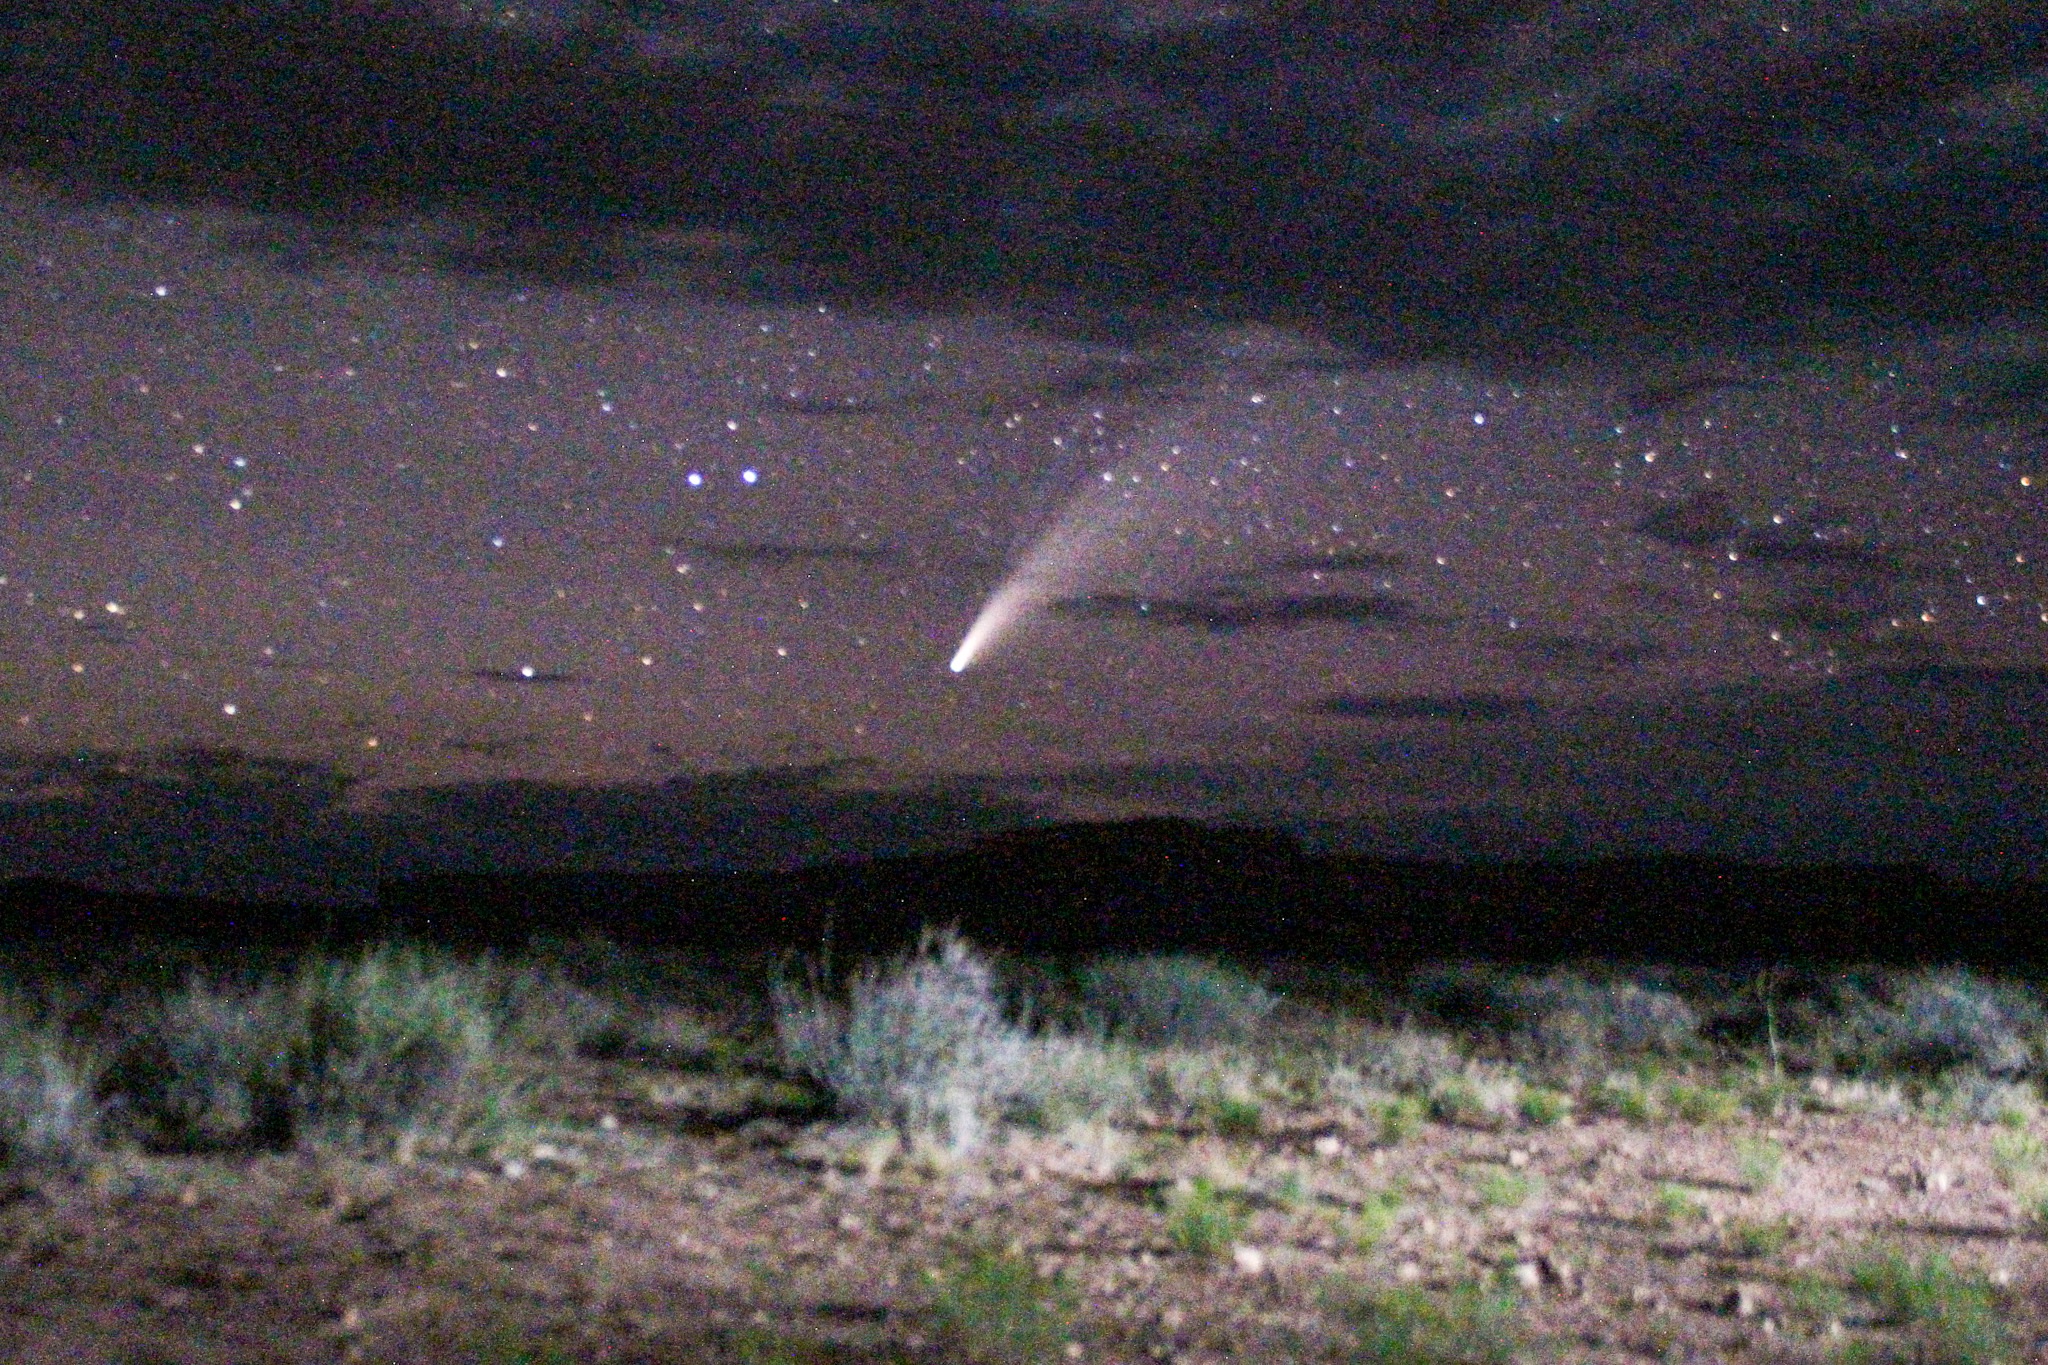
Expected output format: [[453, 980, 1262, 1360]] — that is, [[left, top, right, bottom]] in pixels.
[[499, 1159, 529, 1181], [599, 1113, 620, 1132], [1724, 1282, 1770, 1318], [1512, 1262, 1543, 1290], [1916, 1164, 1955, 1194], [1628, 1284, 1665, 1309], [1231, 1244, 1267, 1276], [1312, 1135, 1344, 1159], [1507, 1148, 1530, 1168], [837, 1213, 865, 1233], [1396, 1261, 1423, 1284]]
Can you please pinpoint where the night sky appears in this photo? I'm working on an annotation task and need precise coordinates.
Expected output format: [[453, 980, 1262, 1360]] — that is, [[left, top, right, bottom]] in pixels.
[[0, 0, 2044, 898]]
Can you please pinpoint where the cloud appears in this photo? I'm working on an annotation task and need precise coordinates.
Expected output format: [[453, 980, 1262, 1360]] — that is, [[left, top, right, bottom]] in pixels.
[[1246, 549, 1411, 574], [462, 667, 587, 684], [1634, 491, 1739, 549], [1309, 693, 1542, 722], [1044, 665, 2048, 878], [1496, 632, 1661, 671], [661, 539, 901, 567], [1049, 591, 1442, 632]]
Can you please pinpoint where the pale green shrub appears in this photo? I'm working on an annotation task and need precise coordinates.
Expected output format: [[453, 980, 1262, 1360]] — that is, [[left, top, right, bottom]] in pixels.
[[773, 927, 1028, 1155]]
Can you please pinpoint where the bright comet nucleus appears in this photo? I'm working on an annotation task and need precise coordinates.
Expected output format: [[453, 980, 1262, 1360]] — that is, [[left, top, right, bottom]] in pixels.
[[948, 437, 1194, 672]]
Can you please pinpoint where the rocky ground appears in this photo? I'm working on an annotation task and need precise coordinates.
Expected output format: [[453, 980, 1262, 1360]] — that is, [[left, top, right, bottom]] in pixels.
[[3, 1013, 2044, 1365]]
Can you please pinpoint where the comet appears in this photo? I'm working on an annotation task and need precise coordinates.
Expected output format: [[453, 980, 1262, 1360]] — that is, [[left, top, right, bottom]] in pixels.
[[948, 452, 1166, 673]]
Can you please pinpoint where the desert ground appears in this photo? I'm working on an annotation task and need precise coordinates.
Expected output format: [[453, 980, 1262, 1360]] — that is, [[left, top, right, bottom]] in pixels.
[[1, 933, 2044, 1364]]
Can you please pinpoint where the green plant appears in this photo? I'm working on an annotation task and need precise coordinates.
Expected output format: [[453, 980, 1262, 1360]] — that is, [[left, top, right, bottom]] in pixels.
[[726, 1325, 824, 1365], [1781, 1270, 1850, 1331], [289, 943, 503, 1157], [1848, 1250, 2010, 1365], [1517, 1087, 1572, 1127], [1667, 1082, 1742, 1125], [1347, 1188, 1404, 1250], [1346, 1029, 1464, 1094], [1988, 1128, 2048, 1227], [772, 927, 1029, 1155], [1332, 1280, 1524, 1365], [1734, 1136, 1786, 1191], [467, 1328, 581, 1365], [1378, 1094, 1427, 1145], [1726, 1217, 1795, 1259], [1652, 1182, 1708, 1228], [1429, 1069, 1519, 1128], [1472, 1166, 1537, 1211], [1925, 1072, 2040, 1127], [101, 975, 297, 1154], [1741, 1072, 1798, 1121], [491, 961, 624, 1062], [1832, 969, 2041, 1078], [1990, 1127, 2046, 1189], [1007, 1034, 1144, 1132], [1594, 1074, 1663, 1124], [1077, 954, 1278, 1047], [1164, 1176, 1248, 1259], [926, 1242, 1079, 1363], [0, 986, 96, 1171], [1208, 1094, 1264, 1138]]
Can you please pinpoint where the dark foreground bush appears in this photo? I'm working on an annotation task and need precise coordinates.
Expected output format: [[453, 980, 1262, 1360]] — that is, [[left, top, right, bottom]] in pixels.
[[103, 945, 514, 1159], [1078, 954, 1278, 1048], [0, 986, 96, 1171]]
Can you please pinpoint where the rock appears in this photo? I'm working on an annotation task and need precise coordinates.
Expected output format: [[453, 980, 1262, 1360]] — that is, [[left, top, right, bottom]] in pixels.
[[1540, 1254, 1578, 1293], [1312, 1135, 1344, 1159], [1512, 1261, 1543, 1290], [1231, 1244, 1268, 1276], [1914, 1161, 1955, 1194], [531, 1142, 585, 1170], [1724, 1282, 1771, 1318]]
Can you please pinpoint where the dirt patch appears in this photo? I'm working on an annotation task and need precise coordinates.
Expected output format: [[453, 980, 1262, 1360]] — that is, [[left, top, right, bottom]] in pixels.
[[3, 1049, 2044, 1363]]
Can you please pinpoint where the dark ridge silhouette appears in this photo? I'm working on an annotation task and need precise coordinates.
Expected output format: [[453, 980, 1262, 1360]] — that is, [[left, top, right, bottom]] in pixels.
[[6, 820, 2044, 967]]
